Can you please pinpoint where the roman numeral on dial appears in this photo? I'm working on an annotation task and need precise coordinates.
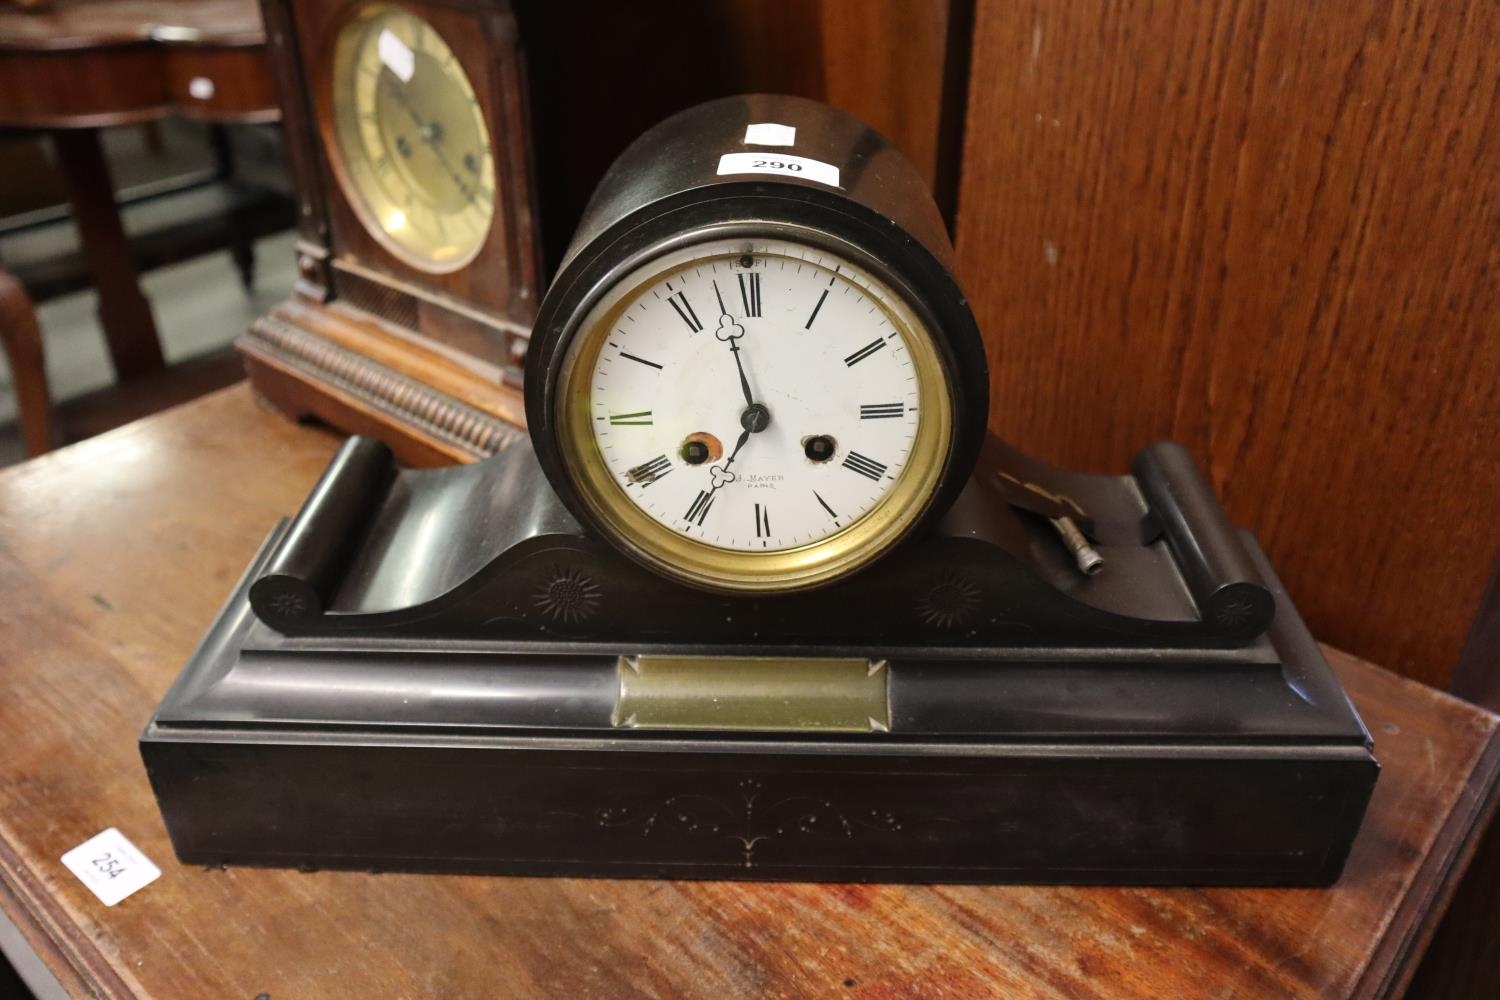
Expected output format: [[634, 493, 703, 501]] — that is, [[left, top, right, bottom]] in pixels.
[[754, 503, 771, 538], [667, 290, 703, 332], [685, 490, 715, 526], [738, 273, 762, 317], [860, 403, 904, 419], [626, 455, 671, 486], [842, 451, 888, 481], [844, 338, 886, 366], [608, 410, 652, 426]]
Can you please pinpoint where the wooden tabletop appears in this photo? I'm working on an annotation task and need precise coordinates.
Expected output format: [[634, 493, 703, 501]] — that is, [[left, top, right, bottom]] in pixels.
[[0, 1, 264, 51], [0, 385, 1496, 1000]]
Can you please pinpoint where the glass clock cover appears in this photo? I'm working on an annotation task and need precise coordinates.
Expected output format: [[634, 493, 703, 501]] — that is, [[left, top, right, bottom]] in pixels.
[[328, 4, 496, 271]]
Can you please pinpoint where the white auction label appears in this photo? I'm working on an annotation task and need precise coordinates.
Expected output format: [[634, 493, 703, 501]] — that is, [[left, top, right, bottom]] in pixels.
[[61, 828, 161, 906], [744, 122, 796, 146], [716, 152, 840, 188]]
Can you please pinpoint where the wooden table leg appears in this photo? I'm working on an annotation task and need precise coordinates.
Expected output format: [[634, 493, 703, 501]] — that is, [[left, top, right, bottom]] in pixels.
[[0, 267, 53, 457], [51, 128, 166, 381]]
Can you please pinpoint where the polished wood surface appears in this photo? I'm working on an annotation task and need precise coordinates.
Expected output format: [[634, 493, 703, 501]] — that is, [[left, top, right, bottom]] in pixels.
[[954, 0, 1500, 690], [162, 44, 278, 123], [517, 0, 958, 272], [1452, 560, 1500, 713], [50, 128, 165, 381], [1419, 562, 1500, 996], [815, 0, 965, 221], [0, 385, 1494, 999], [0, 43, 171, 128], [0, 0, 262, 49], [0, 266, 51, 456], [0, 0, 275, 128], [1408, 811, 1500, 999], [0, 0, 279, 451]]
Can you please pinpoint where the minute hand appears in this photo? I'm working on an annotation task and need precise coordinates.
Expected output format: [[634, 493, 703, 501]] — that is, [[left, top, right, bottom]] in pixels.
[[729, 339, 755, 408], [711, 282, 757, 408]]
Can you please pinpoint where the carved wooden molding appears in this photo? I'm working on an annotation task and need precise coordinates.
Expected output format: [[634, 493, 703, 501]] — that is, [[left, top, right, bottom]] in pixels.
[[240, 312, 523, 460]]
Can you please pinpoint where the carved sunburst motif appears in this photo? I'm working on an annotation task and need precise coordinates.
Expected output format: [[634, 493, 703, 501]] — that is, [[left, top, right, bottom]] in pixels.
[[267, 589, 310, 619], [1215, 599, 1256, 628], [532, 565, 603, 624], [915, 573, 983, 629]]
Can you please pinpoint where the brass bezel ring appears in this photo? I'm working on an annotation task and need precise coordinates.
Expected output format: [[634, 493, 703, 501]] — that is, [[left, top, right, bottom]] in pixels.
[[553, 226, 954, 594]]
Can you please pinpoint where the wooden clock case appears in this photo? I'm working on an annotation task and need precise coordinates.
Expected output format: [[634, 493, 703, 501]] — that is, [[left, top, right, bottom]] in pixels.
[[241, 0, 538, 464]]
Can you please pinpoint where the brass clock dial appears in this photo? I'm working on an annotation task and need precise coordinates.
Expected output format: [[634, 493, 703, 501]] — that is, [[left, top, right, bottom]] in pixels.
[[328, 4, 495, 271]]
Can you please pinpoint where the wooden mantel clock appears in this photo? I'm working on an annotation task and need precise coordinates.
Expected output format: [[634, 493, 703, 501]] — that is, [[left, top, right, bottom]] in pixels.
[[241, 0, 537, 464]]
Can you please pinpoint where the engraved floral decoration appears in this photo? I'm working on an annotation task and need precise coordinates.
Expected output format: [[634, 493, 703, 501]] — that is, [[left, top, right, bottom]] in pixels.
[[532, 565, 603, 624], [594, 778, 932, 868], [1214, 598, 1257, 629], [266, 589, 311, 620], [914, 573, 983, 629]]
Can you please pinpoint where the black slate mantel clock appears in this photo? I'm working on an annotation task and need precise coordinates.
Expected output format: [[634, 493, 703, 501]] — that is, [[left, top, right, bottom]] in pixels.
[[144, 96, 1378, 886]]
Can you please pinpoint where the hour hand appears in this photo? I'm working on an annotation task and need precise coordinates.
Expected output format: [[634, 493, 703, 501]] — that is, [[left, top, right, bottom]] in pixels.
[[724, 426, 752, 467]]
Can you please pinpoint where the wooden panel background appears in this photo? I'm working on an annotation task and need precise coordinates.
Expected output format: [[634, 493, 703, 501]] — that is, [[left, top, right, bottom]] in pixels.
[[954, 0, 1500, 688], [516, 0, 956, 273]]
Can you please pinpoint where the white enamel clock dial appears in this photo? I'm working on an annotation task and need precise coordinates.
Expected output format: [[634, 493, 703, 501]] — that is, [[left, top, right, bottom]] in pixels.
[[558, 236, 953, 587]]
